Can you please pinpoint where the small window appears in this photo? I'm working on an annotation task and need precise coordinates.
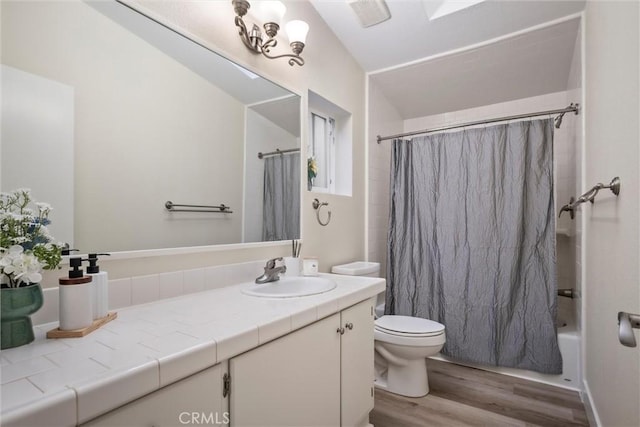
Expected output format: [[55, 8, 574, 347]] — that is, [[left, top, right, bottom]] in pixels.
[[309, 111, 335, 192], [308, 91, 352, 196]]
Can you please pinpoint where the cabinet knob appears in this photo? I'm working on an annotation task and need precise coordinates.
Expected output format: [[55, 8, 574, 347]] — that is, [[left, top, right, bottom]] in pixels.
[[345, 322, 354, 330], [337, 327, 345, 335]]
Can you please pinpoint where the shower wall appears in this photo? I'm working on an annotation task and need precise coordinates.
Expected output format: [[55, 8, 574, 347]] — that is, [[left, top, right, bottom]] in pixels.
[[367, 80, 403, 279], [365, 14, 584, 392]]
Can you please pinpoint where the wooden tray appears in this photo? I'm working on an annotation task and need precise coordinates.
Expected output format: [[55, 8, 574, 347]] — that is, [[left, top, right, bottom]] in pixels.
[[47, 312, 117, 338]]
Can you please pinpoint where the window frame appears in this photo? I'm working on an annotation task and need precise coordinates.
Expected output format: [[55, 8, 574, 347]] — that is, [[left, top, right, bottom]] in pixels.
[[309, 109, 336, 193]]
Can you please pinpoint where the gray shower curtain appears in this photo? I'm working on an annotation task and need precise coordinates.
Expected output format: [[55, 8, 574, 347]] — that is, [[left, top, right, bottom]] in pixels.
[[385, 119, 562, 374], [262, 153, 300, 241]]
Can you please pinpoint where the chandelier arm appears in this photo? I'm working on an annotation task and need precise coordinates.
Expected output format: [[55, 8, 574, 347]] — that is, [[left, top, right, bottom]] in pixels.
[[262, 37, 278, 53], [261, 51, 305, 66], [234, 16, 260, 53]]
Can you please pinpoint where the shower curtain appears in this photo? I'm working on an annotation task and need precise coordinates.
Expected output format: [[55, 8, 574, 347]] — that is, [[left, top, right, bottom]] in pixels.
[[262, 153, 300, 241], [385, 119, 562, 374]]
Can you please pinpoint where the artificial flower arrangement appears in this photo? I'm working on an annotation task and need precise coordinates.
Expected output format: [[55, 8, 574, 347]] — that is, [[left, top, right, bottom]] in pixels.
[[0, 189, 63, 288], [307, 157, 318, 184]]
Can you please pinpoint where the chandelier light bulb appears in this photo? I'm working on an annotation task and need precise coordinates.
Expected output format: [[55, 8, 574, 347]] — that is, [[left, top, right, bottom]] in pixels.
[[285, 20, 309, 44], [254, 1, 286, 25]]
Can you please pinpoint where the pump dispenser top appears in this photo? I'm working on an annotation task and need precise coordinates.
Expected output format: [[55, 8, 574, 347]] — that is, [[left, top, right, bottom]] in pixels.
[[61, 247, 79, 256], [86, 253, 110, 274], [59, 257, 91, 284]]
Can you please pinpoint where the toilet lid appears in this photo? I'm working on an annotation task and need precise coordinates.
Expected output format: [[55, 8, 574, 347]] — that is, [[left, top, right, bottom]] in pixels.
[[375, 315, 445, 336]]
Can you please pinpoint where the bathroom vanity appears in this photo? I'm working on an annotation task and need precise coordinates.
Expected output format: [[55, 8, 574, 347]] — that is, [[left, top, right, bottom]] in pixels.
[[1, 274, 384, 427], [83, 363, 227, 427], [230, 298, 374, 427]]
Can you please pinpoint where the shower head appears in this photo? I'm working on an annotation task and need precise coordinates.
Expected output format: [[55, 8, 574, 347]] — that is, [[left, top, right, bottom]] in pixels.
[[558, 197, 576, 219]]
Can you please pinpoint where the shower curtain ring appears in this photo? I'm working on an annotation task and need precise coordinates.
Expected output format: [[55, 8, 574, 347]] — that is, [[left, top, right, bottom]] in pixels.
[[312, 198, 331, 226]]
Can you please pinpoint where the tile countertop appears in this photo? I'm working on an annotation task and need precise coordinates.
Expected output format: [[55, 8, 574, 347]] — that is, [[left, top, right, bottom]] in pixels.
[[0, 273, 385, 427]]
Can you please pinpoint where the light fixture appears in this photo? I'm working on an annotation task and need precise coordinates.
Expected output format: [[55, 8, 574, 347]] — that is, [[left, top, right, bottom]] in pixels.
[[232, 0, 309, 66]]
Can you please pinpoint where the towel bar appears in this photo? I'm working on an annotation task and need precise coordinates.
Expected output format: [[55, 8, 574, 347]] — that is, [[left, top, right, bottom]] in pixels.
[[164, 201, 233, 213]]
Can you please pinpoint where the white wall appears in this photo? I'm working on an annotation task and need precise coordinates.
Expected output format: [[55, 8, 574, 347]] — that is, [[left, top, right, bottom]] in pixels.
[[583, 2, 640, 426], [1, 1, 245, 252], [244, 109, 299, 243]]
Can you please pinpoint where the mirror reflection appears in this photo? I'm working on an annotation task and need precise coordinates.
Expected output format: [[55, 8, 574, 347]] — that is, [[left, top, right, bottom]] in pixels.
[[1, 0, 301, 253]]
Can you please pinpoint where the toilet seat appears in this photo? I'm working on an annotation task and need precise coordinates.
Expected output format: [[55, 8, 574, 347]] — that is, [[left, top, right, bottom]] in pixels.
[[375, 328, 445, 347], [375, 316, 446, 347], [375, 315, 444, 337], [375, 327, 442, 338]]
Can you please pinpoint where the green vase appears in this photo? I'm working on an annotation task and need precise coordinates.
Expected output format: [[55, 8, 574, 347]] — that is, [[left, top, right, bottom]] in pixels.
[[1, 283, 44, 349]]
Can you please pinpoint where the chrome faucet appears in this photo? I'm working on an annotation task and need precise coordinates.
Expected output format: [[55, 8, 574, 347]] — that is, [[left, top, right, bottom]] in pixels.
[[255, 257, 287, 284]]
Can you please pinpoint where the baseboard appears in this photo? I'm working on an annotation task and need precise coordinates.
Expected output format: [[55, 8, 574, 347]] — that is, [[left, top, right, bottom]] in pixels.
[[581, 379, 602, 427]]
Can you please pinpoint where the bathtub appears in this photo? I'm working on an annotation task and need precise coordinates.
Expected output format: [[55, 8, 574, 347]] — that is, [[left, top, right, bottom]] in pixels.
[[432, 314, 581, 390]]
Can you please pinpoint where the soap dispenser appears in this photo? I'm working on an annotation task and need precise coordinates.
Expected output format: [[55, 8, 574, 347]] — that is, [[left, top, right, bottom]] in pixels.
[[59, 257, 93, 330], [86, 253, 110, 320]]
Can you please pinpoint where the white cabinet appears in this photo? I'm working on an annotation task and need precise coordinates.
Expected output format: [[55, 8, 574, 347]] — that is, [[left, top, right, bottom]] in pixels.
[[81, 297, 376, 427], [340, 299, 375, 427], [83, 364, 228, 427], [229, 298, 375, 427], [229, 313, 341, 427]]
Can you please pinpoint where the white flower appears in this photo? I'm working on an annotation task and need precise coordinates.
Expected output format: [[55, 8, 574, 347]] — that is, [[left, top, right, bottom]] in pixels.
[[35, 202, 52, 213], [1, 188, 61, 287], [14, 188, 31, 196], [0, 245, 43, 287], [7, 245, 23, 255]]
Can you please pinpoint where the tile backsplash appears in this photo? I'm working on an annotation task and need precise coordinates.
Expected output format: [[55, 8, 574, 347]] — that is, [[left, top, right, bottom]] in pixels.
[[31, 260, 267, 326]]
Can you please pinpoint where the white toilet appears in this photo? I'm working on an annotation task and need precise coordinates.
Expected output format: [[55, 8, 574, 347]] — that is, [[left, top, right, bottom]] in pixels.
[[374, 304, 445, 397], [332, 261, 446, 398]]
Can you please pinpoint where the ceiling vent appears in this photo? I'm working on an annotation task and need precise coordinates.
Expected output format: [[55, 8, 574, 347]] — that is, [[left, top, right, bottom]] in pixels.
[[347, 0, 391, 28]]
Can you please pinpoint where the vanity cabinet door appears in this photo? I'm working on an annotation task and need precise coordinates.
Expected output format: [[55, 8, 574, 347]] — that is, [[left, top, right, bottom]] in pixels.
[[229, 313, 341, 427], [340, 298, 376, 427], [83, 364, 228, 427]]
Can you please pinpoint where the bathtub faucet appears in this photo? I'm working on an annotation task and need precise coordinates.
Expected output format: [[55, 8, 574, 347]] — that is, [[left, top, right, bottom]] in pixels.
[[255, 257, 287, 284]]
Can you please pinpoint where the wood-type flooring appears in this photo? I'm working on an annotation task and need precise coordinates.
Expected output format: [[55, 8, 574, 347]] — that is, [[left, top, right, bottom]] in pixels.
[[369, 359, 589, 427]]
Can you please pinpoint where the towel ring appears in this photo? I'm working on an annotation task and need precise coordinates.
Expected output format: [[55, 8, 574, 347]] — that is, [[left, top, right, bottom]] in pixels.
[[312, 198, 331, 226]]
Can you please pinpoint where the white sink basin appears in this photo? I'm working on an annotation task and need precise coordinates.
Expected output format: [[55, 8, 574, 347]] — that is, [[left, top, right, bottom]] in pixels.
[[242, 276, 337, 298]]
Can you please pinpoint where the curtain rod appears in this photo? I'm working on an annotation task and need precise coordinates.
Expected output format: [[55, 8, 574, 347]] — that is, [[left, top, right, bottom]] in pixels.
[[257, 148, 300, 159], [376, 103, 579, 143]]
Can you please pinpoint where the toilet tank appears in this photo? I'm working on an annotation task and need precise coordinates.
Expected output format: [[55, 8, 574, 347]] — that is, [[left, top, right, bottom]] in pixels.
[[333, 261, 385, 313], [331, 261, 380, 277]]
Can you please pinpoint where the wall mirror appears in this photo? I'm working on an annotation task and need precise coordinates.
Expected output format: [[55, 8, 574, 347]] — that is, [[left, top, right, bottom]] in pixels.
[[1, 0, 301, 253]]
